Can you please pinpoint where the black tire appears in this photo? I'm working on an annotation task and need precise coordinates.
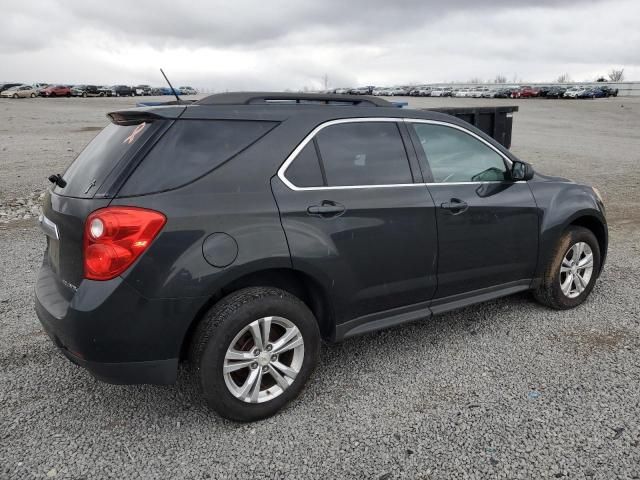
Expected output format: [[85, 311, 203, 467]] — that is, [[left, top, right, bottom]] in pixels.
[[534, 226, 601, 310], [30, 93, 36, 98], [190, 287, 320, 422], [12, 93, 18, 99]]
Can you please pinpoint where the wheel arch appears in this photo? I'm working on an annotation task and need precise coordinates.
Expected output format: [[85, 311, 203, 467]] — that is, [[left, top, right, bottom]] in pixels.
[[179, 267, 334, 360], [567, 214, 608, 274]]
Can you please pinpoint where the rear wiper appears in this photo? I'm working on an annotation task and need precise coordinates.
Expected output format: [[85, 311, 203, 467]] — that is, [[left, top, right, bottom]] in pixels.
[[48, 174, 67, 188]]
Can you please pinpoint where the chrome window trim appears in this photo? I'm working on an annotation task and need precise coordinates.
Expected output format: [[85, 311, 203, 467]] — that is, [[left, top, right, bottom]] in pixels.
[[277, 117, 516, 192]]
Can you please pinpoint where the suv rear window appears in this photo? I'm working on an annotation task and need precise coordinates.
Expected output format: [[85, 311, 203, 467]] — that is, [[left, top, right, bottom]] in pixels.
[[55, 122, 158, 198], [119, 120, 276, 195]]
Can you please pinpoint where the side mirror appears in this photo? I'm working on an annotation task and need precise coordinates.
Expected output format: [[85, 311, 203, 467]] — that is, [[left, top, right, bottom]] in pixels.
[[511, 160, 534, 181]]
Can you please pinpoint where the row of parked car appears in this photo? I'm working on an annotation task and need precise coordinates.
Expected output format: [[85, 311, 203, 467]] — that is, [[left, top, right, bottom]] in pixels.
[[0, 83, 198, 98], [331, 84, 619, 99]]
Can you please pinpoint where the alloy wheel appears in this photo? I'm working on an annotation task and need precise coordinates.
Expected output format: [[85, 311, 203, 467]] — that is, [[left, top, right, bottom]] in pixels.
[[223, 316, 304, 404], [559, 242, 594, 298]]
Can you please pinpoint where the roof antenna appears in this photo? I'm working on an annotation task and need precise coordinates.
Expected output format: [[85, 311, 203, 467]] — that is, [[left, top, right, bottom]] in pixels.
[[160, 68, 181, 103]]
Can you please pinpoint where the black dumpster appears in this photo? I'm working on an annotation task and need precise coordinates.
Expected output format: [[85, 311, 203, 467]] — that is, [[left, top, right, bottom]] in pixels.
[[424, 106, 518, 149]]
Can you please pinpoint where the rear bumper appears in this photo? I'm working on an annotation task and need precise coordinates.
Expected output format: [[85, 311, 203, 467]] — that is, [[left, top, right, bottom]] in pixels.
[[34, 258, 205, 384], [36, 298, 178, 384], [57, 338, 178, 385]]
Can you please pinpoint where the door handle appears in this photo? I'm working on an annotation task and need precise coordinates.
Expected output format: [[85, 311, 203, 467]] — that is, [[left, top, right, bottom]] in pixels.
[[440, 198, 468, 215], [307, 201, 346, 217]]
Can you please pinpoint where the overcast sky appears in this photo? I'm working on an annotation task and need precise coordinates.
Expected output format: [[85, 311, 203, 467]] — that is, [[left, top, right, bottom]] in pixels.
[[1, 0, 637, 90]]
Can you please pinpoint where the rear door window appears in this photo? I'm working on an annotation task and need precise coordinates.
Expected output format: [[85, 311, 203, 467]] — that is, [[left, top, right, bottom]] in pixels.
[[55, 122, 159, 198], [314, 122, 412, 186], [119, 120, 277, 195], [284, 141, 325, 188]]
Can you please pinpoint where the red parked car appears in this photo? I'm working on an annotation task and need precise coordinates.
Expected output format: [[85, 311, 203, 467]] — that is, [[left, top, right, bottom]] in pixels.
[[511, 86, 539, 98], [41, 85, 72, 97]]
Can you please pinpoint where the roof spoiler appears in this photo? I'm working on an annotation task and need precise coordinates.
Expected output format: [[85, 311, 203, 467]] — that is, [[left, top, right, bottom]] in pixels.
[[196, 92, 393, 107], [107, 111, 168, 126], [135, 99, 197, 108], [109, 100, 193, 125]]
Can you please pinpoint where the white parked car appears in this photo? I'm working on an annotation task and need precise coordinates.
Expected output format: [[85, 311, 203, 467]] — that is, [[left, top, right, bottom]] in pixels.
[[134, 85, 152, 96], [453, 88, 472, 97], [179, 86, 197, 95], [371, 87, 388, 96], [469, 87, 489, 98], [0, 85, 37, 98], [563, 86, 587, 98], [390, 87, 410, 96], [430, 87, 451, 97], [334, 87, 351, 94]]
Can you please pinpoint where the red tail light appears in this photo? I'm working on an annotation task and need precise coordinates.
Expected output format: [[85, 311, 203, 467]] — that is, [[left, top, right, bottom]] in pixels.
[[83, 207, 166, 281]]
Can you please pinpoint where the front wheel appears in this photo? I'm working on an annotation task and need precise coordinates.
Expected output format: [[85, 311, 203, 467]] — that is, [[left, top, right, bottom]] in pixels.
[[534, 226, 601, 309], [13, 93, 18, 99], [190, 287, 320, 422]]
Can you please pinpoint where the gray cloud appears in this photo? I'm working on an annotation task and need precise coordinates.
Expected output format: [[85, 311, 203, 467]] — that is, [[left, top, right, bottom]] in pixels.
[[2, 0, 605, 50], [0, 0, 637, 88]]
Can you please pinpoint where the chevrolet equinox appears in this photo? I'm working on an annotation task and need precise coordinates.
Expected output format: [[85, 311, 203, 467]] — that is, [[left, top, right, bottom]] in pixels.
[[35, 92, 607, 421]]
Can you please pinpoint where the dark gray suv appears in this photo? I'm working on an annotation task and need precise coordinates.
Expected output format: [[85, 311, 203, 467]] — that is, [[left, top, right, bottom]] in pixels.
[[35, 93, 607, 421]]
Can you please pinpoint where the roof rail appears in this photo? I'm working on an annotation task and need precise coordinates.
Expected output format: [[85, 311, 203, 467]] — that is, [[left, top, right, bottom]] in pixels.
[[196, 92, 393, 107]]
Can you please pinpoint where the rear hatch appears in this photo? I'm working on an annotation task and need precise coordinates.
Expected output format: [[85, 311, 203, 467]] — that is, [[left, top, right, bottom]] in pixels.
[[41, 110, 178, 291]]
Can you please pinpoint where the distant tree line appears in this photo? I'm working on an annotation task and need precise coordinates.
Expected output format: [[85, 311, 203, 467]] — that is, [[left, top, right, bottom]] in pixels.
[[467, 67, 626, 85]]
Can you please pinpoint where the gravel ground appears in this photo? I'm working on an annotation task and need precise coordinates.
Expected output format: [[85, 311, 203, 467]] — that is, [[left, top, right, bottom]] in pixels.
[[1, 96, 639, 479]]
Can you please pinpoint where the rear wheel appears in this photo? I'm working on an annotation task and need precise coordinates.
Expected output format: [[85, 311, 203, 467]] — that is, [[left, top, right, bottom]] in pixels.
[[30, 93, 36, 98], [534, 226, 601, 309], [190, 287, 320, 422]]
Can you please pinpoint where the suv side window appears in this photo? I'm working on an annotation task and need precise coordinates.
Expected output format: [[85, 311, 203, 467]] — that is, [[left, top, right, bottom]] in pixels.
[[411, 123, 508, 183], [285, 141, 324, 188], [119, 120, 276, 195], [314, 122, 412, 186]]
